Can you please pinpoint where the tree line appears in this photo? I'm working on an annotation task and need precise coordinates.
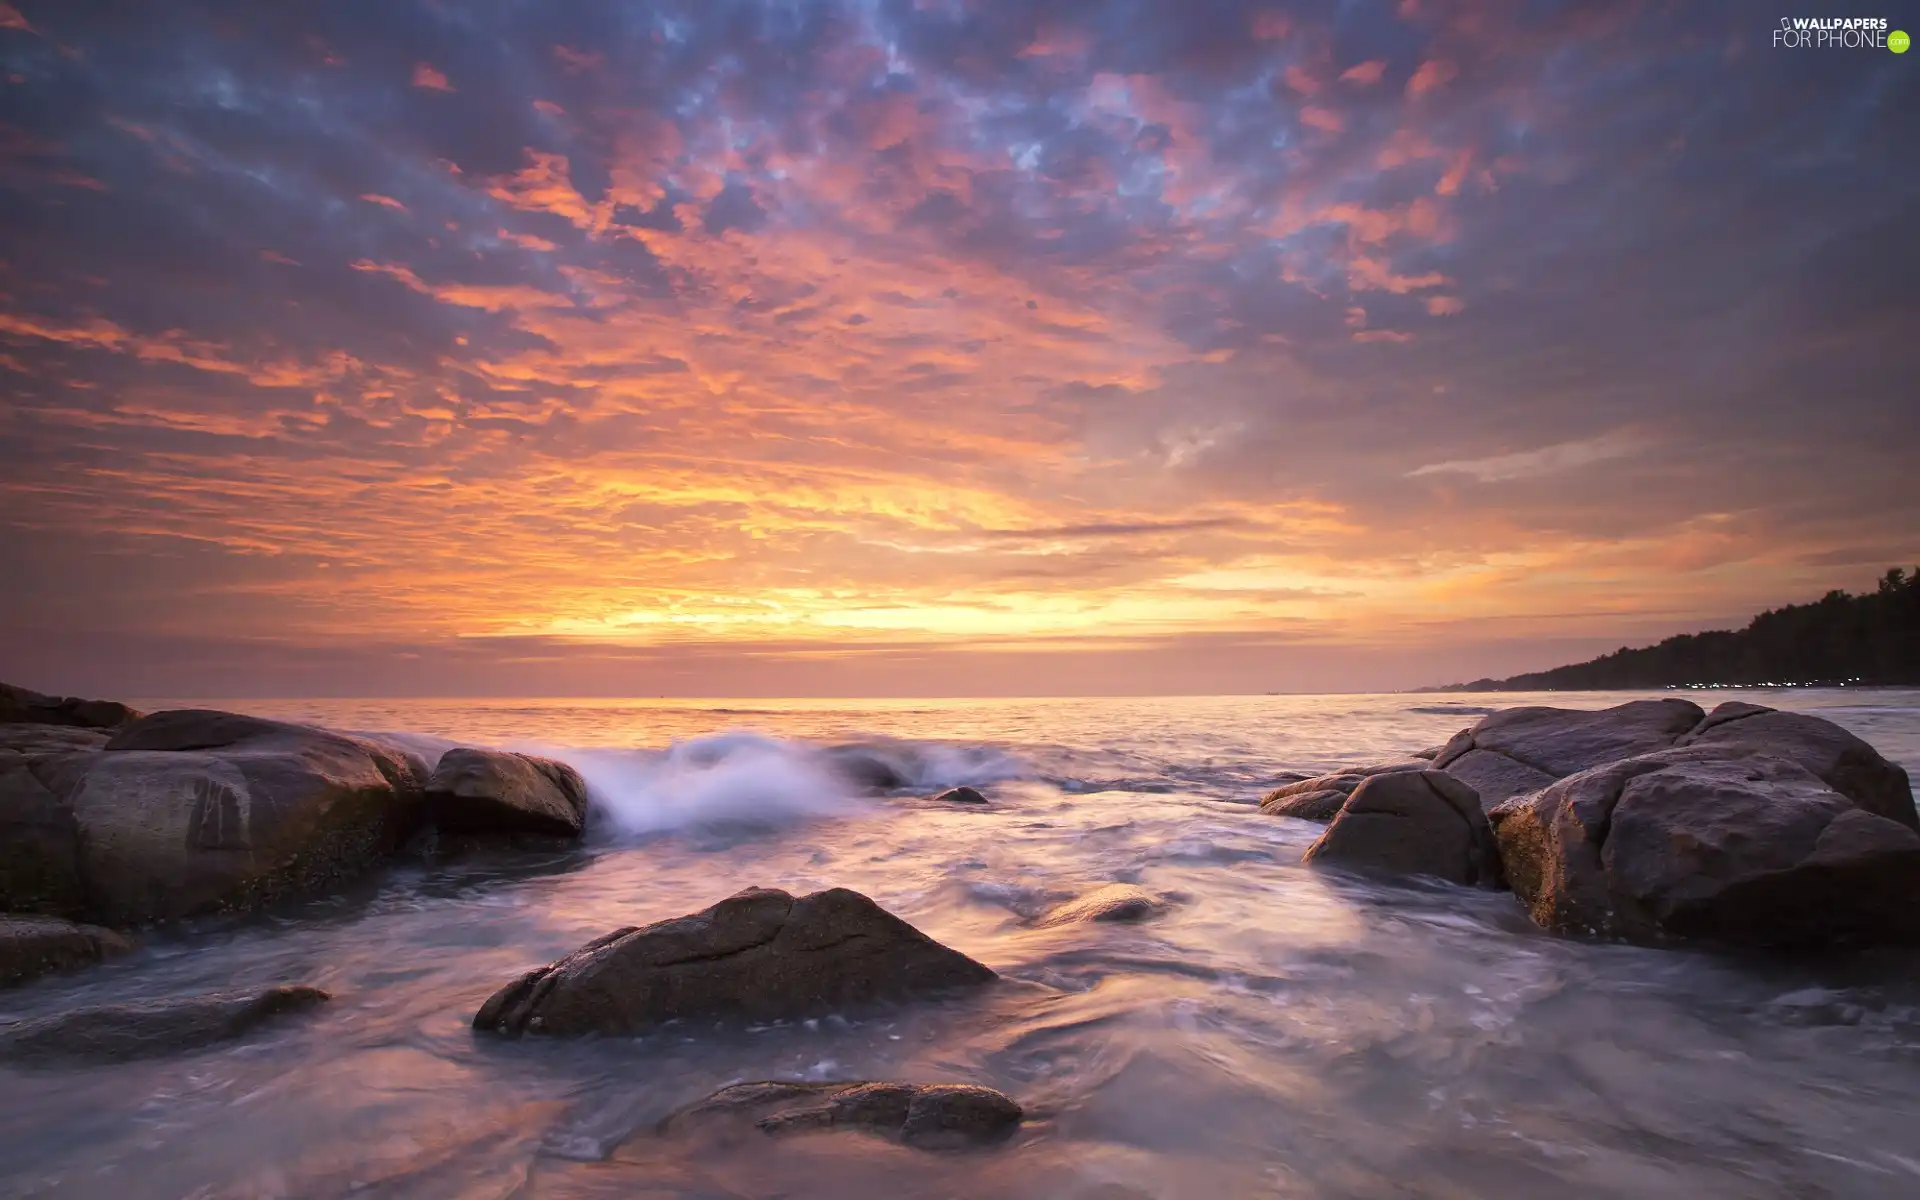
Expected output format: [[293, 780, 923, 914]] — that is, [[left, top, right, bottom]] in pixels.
[[1435, 567, 1920, 690]]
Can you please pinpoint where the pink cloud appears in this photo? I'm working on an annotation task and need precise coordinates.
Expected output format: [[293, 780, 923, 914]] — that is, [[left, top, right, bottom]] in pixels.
[[1300, 107, 1345, 134], [1251, 12, 1292, 40], [1426, 296, 1465, 316], [359, 193, 407, 211], [411, 62, 452, 92], [1283, 64, 1321, 96], [1406, 60, 1459, 98], [1353, 329, 1415, 343], [1340, 60, 1387, 86]]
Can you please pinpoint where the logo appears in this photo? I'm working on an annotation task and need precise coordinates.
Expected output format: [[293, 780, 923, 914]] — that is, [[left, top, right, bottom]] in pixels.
[[1772, 16, 1896, 48]]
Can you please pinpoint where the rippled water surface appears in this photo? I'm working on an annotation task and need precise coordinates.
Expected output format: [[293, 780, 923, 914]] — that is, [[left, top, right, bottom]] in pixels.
[[4, 690, 1919, 1198]]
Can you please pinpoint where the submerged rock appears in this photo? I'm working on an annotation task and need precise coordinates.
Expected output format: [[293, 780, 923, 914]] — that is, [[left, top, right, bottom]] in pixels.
[[473, 886, 996, 1037], [0, 682, 140, 731], [933, 786, 987, 805], [1034, 884, 1170, 927], [1492, 745, 1920, 951], [1259, 761, 1428, 821], [1303, 770, 1502, 888], [822, 744, 912, 792], [665, 1080, 1023, 1149], [424, 747, 590, 838], [0, 915, 132, 987], [19, 709, 429, 925], [0, 984, 329, 1062]]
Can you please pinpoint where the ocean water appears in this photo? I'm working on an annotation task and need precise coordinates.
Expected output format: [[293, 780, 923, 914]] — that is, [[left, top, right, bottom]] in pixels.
[[3, 689, 1918, 1199]]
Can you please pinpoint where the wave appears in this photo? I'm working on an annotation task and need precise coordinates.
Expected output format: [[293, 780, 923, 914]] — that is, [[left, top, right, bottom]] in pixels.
[[554, 732, 1025, 838], [1405, 704, 1497, 716]]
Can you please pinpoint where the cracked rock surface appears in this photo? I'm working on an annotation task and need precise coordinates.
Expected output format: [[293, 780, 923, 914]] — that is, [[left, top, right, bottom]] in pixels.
[[472, 886, 997, 1036]]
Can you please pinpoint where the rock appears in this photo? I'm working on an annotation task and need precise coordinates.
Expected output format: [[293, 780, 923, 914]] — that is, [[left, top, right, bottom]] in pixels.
[[1492, 745, 1920, 950], [0, 984, 329, 1063], [0, 724, 111, 757], [1035, 884, 1169, 927], [1412, 745, 1445, 760], [1677, 703, 1916, 829], [424, 747, 590, 838], [0, 682, 140, 730], [0, 915, 133, 986], [34, 709, 428, 924], [1435, 748, 1560, 810], [1429, 699, 1706, 811], [665, 1080, 1023, 1149], [1258, 761, 1428, 821], [1302, 770, 1502, 888], [474, 886, 996, 1036], [0, 760, 88, 917], [1428, 699, 1917, 825], [933, 786, 987, 805], [822, 744, 911, 792]]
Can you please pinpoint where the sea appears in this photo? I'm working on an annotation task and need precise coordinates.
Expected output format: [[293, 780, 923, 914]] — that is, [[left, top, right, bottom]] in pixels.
[[2, 689, 1918, 1199]]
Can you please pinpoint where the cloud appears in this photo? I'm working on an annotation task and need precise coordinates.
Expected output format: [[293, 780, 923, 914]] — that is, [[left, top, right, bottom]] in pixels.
[[0, 0, 1912, 694], [1408, 433, 1645, 483], [411, 62, 452, 92]]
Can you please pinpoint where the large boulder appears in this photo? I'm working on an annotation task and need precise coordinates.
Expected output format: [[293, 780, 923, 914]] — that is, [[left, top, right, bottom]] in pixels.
[[474, 886, 996, 1037], [1431, 698, 1705, 808], [1492, 745, 1920, 950], [664, 1081, 1023, 1149], [0, 760, 89, 917], [0, 682, 140, 731], [0, 724, 112, 757], [0, 985, 329, 1063], [4, 709, 428, 925], [1429, 699, 1917, 827], [1302, 770, 1502, 887], [1677, 703, 1916, 829], [0, 915, 132, 987], [1259, 760, 1429, 821], [424, 747, 590, 838]]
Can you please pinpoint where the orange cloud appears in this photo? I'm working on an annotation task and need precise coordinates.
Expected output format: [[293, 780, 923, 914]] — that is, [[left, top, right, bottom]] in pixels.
[[0, 3, 31, 33], [1426, 295, 1464, 315], [359, 193, 407, 211]]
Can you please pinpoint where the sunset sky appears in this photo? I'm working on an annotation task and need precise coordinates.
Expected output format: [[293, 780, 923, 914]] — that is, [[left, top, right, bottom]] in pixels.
[[1, 1, 1914, 697]]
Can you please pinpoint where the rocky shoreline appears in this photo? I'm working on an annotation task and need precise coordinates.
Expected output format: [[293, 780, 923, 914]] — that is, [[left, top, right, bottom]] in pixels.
[[2, 679, 1916, 1160]]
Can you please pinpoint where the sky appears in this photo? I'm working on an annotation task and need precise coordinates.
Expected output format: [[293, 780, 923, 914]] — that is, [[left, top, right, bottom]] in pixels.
[[0, 0, 1915, 698]]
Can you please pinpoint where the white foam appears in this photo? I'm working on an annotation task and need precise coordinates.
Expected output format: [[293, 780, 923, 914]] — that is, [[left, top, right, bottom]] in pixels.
[[564, 733, 877, 836]]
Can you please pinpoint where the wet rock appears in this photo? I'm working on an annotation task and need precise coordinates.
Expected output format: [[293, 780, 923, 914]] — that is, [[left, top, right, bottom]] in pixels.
[[424, 747, 590, 838], [933, 786, 987, 804], [0, 984, 329, 1062], [1035, 884, 1169, 927], [0, 724, 111, 757], [1437, 748, 1560, 810], [1259, 761, 1428, 821], [1427, 699, 1709, 809], [474, 886, 996, 1037], [0, 915, 132, 986], [1303, 770, 1502, 888], [0, 760, 88, 917], [31, 709, 429, 924], [1677, 703, 1916, 829], [1492, 745, 1920, 950], [0, 682, 140, 731], [666, 1080, 1023, 1149], [822, 744, 911, 792]]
